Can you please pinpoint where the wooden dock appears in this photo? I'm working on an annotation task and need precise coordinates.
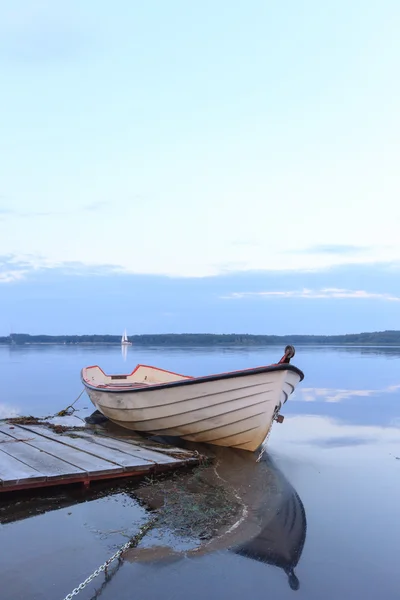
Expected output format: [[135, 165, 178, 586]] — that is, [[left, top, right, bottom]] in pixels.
[[0, 419, 201, 493]]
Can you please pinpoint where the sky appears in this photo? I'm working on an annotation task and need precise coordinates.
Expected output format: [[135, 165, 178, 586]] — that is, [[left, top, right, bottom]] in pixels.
[[1, 1, 400, 335]]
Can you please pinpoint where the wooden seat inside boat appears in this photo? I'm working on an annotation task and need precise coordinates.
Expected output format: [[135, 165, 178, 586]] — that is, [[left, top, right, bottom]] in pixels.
[[104, 381, 153, 389]]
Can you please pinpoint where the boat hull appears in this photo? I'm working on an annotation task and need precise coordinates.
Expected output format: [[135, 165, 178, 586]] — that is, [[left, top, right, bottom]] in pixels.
[[82, 367, 302, 452]]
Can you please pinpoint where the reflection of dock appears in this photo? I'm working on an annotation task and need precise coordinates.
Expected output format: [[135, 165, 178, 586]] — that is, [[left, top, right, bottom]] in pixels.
[[0, 420, 201, 493]]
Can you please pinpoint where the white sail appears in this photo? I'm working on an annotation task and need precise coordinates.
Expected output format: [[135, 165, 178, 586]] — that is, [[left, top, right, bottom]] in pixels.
[[121, 329, 132, 345]]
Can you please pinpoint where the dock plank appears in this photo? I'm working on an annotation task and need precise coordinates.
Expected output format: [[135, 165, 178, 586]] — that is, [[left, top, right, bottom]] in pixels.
[[0, 418, 201, 494], [0, 425, 122, 476], [0, 429, 85, 479], [93, 430, 195, 458], [75, 431, 181, 465], [0, 448, 45, 487], [18, 425, 156, 471]]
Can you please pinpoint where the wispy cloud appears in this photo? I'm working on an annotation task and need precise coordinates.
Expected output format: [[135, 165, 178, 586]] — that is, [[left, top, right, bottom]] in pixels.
[[0, 271, 26, 283], [0, 206, 57, 218], [54, 261, 125, 276], [0, 254, 35, 283], [0, 254, 127, 285], [84, 201, 109, 212], [297, 244, 370, 255], [1, 202, 109, 218], [230, 240, 260, 248], [223, 288, 400, 302], [22, 211, 54, 217]]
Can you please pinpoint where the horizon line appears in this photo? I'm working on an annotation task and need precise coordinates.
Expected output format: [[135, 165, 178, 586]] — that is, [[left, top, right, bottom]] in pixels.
[[3, 330, 400, 339]]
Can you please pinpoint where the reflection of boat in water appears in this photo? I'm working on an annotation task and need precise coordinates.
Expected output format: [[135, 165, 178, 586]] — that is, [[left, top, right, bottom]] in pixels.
[[127, 443, 307, 589], [81, 346, 304, 452], [231, 480, 306, 590]]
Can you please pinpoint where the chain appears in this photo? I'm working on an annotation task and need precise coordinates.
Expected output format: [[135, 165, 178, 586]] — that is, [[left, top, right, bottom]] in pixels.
[[256, 406, 280, 462], [62, 520, 156, 600], [88, 559, 123, 600]]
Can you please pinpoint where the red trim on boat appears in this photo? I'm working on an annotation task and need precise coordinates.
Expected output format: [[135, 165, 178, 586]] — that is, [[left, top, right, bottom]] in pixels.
[[84, 363, 193, 380], [81, 363, 304, 394]]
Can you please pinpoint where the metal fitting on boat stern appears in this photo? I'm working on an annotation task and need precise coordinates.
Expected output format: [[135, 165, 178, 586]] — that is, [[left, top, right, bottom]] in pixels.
[[273, 405, 285, 424], [278, 345, 296, 364]]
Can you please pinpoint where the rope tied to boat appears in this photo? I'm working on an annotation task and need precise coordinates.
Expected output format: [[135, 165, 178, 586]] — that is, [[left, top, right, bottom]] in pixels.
[[56, 389, 85, 417]]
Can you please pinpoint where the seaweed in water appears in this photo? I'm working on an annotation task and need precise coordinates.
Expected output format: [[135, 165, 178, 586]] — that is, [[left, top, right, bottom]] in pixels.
[[135, 465, 242, 541]]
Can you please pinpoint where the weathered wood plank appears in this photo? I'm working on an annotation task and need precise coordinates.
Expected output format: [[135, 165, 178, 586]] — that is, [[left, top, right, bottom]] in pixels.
[[0, 429, 85, 479], [2, 425, 123, 476], [75, 431, 180, 465], [18, 425, 156, 471], [0, 418, 201, 493], [94, 429, 195, 457], [0, 447, 45, 486]]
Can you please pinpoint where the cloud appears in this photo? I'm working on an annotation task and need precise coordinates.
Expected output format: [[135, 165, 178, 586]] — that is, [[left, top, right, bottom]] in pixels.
[[297, 244, 370, 255], [1, 260, 400, 334], [0, 271, 26, 283], [230, 240, 260, 247], [0, 207, 58, 218], [53, 261, 125, 276], [84, 201, 109, 212], [0, 254, 136, 286], [21, 211, 55, 217], [223, 288, 400, 302], [0, 202, 109, 218], [0, 254, 36, 283]]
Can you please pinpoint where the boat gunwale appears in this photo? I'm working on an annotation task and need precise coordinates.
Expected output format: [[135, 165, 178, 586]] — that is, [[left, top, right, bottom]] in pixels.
[[81, 363, 304, 394]]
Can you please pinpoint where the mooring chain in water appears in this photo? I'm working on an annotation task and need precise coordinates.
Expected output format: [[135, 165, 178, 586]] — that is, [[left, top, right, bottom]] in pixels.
[[256, 427, 272, 463], [256, 406, 279, 462], [88, 558, 123, 600], [61, 519, 157, 600]]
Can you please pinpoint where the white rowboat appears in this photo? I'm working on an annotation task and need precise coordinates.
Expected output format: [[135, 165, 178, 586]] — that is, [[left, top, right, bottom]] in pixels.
[[81, 346, 304, 452]]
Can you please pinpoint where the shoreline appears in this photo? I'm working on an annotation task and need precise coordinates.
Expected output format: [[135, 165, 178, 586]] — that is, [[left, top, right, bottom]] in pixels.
[[2, 330, 400, 347], [2, 341, 400, 347]]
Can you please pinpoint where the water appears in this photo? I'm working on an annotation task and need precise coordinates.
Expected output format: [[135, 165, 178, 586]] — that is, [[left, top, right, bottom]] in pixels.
[[1, 344, 400, 600]]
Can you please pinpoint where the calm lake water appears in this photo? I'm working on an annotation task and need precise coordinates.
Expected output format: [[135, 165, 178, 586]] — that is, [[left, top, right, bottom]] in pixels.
[[1, 344, 400, 600]]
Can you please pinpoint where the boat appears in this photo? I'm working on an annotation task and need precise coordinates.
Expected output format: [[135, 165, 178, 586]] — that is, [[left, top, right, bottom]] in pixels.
[[121, 329, 132, 346], [81, 345, 304, 452]]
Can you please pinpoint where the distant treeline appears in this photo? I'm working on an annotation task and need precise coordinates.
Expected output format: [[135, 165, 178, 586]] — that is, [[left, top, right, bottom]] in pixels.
[[1, 331, 400, 346]]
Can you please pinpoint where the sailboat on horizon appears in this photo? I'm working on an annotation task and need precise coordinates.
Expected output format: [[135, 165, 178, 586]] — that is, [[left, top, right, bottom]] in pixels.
[[121, 329, 132, 346]]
